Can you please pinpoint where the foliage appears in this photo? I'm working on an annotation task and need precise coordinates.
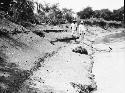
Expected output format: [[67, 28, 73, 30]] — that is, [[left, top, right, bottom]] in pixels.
[[93, 9, 112, 21], [0, 0, 13, 12], [83, 18, 122, 29], [0, 0, 124, 26], [36, 3, 74, 25], [35, 3, 61, 25], [77, 6, 124, 22], [111, 6, 124, 21], [0, 0, 38, 26], [62, 8, 74, 23], [77, 7, 94, 19]]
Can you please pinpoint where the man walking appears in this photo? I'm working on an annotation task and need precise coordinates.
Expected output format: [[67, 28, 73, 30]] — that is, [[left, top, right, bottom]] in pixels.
[[78, 21, 86, 43], [71, 20, 77, 37]]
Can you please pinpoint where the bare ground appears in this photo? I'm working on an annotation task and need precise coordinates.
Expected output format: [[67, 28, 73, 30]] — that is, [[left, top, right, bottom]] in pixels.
[[0, 18, 125, 93]]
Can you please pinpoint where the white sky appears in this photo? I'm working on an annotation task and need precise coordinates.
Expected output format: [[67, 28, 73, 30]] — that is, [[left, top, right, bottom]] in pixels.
[[33, 0, 124, 12]]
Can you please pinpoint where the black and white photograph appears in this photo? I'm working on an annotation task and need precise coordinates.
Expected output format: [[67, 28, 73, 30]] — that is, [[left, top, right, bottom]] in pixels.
[[0, 0, 124, 93]]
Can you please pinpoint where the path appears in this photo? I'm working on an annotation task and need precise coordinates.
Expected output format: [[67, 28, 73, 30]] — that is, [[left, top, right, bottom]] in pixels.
[[27, 43, 96, 93], [93, 41, 125, 93]]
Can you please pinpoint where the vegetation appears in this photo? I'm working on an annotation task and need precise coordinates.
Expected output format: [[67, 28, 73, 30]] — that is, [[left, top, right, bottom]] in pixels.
[[77, 7, 94, 19], [0, 0, 74, 26], [0, 0, 124, 27], [35, 3, 74, 25], [77, 6, 124, 28], [0, 0, 37, 27], [77, 6, 124, 22], [81, 18, 122, 29]]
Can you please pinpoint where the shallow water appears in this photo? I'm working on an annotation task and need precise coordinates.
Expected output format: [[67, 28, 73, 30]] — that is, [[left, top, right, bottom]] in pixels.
[[93, 41, 125, 93]]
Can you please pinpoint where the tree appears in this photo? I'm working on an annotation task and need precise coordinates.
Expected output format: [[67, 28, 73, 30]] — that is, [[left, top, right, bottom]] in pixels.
[[112, 6, 124, 21], [0, 0, 13, 12], [93, 10, 101, 18], [0, 0, 37, 25], [50, 4, 62, 24], [77, 7, 94, 19], [62, 8, 74, 23], [36, 3, 63, 25], [99, 9, 112, 21]]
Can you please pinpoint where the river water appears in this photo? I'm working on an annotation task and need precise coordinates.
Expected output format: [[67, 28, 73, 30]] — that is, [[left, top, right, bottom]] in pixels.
[[93, 41, 125, 93]]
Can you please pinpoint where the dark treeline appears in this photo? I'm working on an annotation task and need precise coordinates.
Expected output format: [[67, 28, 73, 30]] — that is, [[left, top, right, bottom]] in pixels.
[[77, 6, 124, 21], [35, 3, 74, 25], [0, 0, 38, 26], [0, 0, 74, 26], [0, 0, 124, 27]]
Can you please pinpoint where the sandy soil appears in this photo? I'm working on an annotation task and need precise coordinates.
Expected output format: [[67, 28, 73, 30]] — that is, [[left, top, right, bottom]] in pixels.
[[24, 44, 95, 93], [93, 40, 125, 93]]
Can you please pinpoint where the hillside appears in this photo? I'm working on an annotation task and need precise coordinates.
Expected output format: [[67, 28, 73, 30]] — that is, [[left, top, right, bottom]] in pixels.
[[0, 17, 97, 93]]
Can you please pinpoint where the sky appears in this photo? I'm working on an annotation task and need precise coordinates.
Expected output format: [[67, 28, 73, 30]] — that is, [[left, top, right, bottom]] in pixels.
[[33, 0, 124, 12]]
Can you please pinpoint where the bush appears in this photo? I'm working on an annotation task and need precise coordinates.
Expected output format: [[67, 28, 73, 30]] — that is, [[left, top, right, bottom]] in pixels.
[[77, 6, 124, 26], [83, 18, 123, 29]]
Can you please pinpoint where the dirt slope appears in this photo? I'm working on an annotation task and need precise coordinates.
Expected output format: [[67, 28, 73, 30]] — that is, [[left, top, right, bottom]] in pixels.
[[19, 44, 96, 93], [0, 18, 59, 92], [0, 18, 97, 93]]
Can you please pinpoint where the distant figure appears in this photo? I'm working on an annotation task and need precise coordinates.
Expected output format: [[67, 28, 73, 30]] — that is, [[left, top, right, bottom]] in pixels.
[[71, 20, 77, 37], [78, 21, 86, 43]]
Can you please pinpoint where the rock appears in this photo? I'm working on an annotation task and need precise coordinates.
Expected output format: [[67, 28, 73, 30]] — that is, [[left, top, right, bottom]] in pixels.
[[72, 46, 88, 55]]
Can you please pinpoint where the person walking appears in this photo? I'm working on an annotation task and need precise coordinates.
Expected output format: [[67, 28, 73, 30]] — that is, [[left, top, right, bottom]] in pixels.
[[78, 21, 86, 43], [71, 20, 77, 37]]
